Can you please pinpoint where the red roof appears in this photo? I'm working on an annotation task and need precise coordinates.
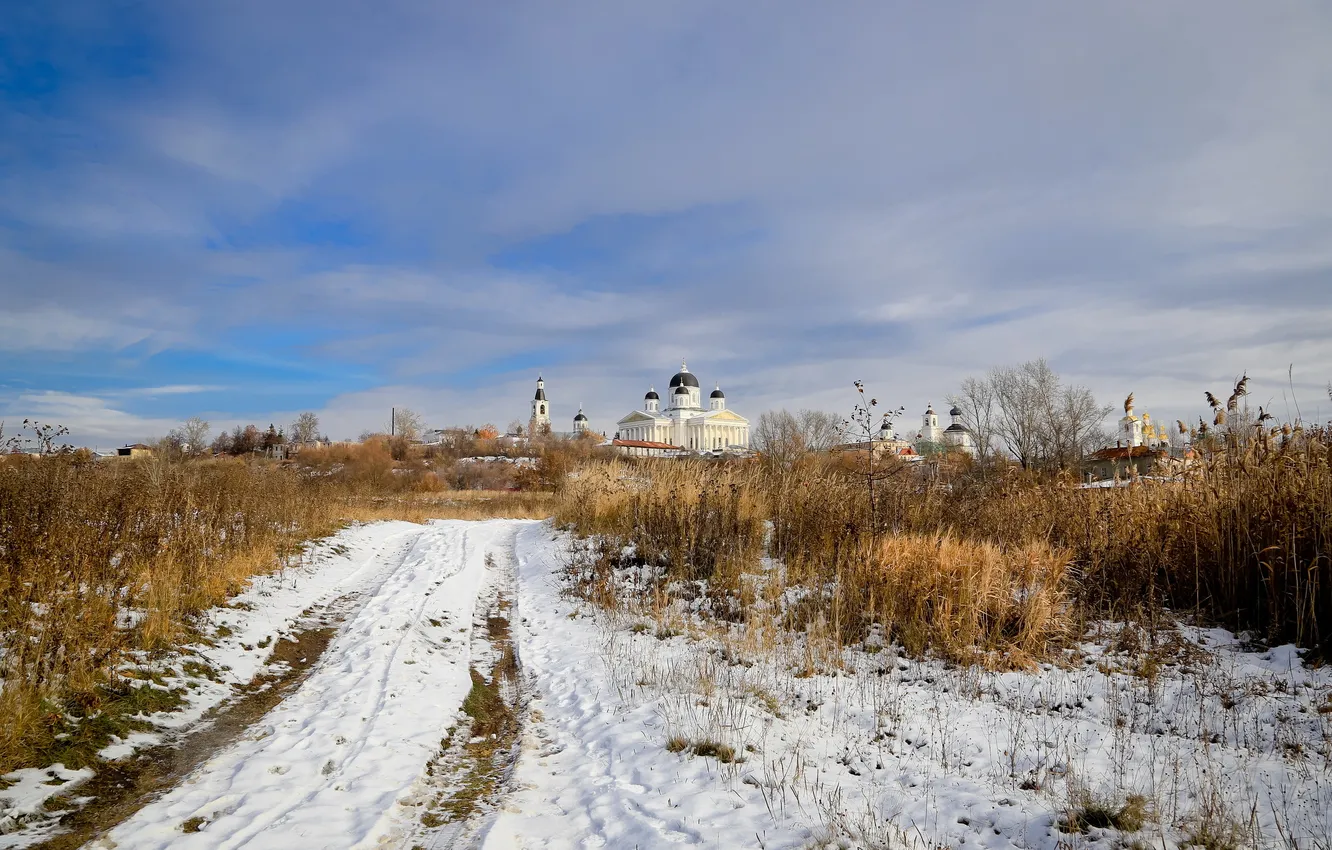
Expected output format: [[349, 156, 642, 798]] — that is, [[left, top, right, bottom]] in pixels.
[[612, 439, 682, 450], [1088, 445, 1165, 461]]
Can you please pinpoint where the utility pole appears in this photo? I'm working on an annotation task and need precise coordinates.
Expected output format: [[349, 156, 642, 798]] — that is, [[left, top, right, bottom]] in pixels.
[[391, 407, 395, 437]]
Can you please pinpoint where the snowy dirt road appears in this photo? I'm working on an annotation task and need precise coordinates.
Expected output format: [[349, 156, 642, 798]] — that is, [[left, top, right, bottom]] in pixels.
[[75, 518, 1332, 850], [94, 519, 529, 850]]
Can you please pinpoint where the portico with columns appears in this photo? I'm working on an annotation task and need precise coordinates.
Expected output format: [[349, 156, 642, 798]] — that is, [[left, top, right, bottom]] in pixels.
[[616, 361, 750, 451]]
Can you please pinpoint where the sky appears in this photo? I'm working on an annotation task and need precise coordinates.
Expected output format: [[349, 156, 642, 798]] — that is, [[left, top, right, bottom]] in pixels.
[[2, 1, 1331, 448]]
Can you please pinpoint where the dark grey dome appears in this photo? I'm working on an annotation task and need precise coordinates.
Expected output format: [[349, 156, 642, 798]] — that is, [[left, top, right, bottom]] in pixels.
[[644, 389, 659, 400], [534, 388, 546, 401], [669, 370, 700, 389], [574, 411, 588, 421], [945, 423, 968, 433], [673, 385, 689, 395], [925, 405, 936, 415], [950, 406, 962, 417], [710, 388, 725, 399]]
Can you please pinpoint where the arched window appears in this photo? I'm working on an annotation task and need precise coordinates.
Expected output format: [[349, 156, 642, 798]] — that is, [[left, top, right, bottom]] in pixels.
[[540, 404, 545, 414]]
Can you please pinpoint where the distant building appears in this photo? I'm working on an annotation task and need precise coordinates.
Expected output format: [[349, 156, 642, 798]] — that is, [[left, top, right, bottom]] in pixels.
[[917, 403, 944, 445], [1085, 445, 1166, 481], [573, 406, 590, 435], [116, 444, 154, 459], [529, 376, 551, 435], [610, 438, 684, 458], [616, 361, 750, 451], [913, 404, 975, 457], [1117, 398, 1171, 450], [834, 413, 918, 460], [941, 406, 976, 456], [1085, 394, 1178, 480]]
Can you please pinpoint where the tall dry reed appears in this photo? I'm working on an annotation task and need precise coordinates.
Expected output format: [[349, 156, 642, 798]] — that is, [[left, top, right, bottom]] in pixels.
[[558, 424, 1332, 665], [556, 457, 1070, 667]]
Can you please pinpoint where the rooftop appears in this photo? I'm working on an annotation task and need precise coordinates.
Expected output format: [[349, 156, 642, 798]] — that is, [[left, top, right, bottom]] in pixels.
[[1087, 445, 1166, 461], [612, 439, 682, 450]]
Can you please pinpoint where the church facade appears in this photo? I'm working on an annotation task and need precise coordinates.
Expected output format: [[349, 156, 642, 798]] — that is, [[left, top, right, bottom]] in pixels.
[[616, 362, 750, 451], [915, 403, 976, 457]]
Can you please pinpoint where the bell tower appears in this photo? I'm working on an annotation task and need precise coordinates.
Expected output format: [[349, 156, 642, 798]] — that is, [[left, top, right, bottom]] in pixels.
[[530, 375, 551, 435]]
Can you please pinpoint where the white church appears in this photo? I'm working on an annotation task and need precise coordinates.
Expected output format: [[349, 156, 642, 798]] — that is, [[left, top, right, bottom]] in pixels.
[[913, 403, 976, 457], [616, 362, 750, 451], [527, 375, 594, 436]]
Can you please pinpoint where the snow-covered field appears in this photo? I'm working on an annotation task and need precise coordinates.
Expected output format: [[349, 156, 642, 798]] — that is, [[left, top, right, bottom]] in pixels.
[[5, 519, 1329, 849], [487, 527, 1332, 850]]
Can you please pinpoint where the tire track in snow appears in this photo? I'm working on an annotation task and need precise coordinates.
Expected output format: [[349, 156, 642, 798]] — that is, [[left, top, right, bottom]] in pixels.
[[391, 525, 525, 850], [96, 519, 530, 850], [204, 525, 455, 850]]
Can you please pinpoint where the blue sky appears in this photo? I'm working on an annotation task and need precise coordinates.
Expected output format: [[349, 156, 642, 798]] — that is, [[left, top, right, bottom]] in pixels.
[[3, 1, 1331, 446]]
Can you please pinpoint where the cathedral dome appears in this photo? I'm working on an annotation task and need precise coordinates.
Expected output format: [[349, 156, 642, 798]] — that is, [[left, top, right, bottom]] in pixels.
[[669, 365, 700, 389], [950, 406, 962, 417], [574, 411, 588, 422], [644, 389, 659, 400], [673, 385, 689, 395], [710, 388, 725, 399]]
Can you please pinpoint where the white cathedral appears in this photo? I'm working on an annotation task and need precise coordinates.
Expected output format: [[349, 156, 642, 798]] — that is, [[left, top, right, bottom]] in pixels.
[[616, 362, 750, 450]]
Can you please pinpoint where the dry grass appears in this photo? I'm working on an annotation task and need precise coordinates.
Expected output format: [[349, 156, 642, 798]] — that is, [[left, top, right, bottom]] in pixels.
[[850, 535, 1070, 667], [339, 490, 554, 523], [0, 453, 554, 775], [556, 420, 1332, 667], [0, 455, 344, 772], [556, 458, 1069, 667], [880, 428, 1332, 655]]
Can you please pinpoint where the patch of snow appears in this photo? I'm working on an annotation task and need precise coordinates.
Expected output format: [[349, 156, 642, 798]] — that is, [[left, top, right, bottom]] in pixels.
[[97, 731, 162, 762], [481, 524, 1332, 850], [0, 765, 95, 846]]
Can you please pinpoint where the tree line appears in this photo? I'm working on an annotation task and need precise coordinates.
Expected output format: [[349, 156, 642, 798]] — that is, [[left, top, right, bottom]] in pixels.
[[753, 358, 1113, 472], [155, 412, 326, 458]]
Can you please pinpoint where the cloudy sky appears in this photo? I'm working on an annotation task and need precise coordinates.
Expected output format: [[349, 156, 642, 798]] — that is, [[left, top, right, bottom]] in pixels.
[[3, 1, 1331, 447]]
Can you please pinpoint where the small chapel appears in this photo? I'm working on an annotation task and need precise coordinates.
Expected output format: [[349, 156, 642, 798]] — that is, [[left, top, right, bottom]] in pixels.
[[616, 362, 750, 451]]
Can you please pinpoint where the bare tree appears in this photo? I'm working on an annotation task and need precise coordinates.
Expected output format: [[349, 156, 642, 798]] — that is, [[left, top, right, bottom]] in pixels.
[[990, 360, 1052, 470], [507, 419, 525, 437], [948, 377, 999, 466], [291, 411, 320, 444], [754, 410, 804, 466], [1040, 384, 1112, 470], [164, 417, 210, 457], [754, 408, 845, 465], [969, 359, 1111, 471], [392, 408, 425, 441], [183, 417, 210, 456], [796, 409, 845, 452]]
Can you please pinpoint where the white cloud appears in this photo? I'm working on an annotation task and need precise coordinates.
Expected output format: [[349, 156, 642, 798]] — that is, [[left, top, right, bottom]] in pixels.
[[3, 1, 1330, 444]]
